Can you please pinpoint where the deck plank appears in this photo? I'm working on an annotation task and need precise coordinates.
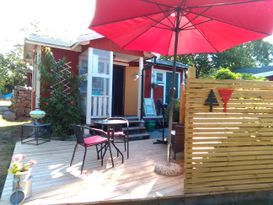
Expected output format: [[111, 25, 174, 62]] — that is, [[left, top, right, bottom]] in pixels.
[[1, 139, 184, 204]]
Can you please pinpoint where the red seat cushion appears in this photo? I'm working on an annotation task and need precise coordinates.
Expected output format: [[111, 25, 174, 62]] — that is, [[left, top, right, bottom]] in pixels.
[[84, 135, 107, 146]]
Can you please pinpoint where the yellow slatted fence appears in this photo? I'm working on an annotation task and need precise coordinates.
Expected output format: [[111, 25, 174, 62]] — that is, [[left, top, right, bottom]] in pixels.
[[185, 78, 273, 195]]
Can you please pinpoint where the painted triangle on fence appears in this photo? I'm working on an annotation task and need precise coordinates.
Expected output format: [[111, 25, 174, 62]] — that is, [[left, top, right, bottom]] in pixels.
[[204, 89, 219, 112], [218, 88, 233, 112]]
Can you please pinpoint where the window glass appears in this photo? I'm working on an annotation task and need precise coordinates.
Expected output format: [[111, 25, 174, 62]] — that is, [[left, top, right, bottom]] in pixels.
[[156, 73, 163, 83], [79, 59, 88, 75], [92, 77, 109, 96], [93, 49, 110, 75]]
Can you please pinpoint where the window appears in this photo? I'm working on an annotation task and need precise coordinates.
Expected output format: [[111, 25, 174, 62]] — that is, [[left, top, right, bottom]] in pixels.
[[79, 59, 88, 75], [92, 77, 109, 96], [93, 49, 110, 75], [156, 72, 164, 83], [98, 61, 109, 74]]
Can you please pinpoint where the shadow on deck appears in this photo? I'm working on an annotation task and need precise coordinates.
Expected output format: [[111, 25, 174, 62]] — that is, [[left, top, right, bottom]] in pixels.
[[1, 138, 184, 204]]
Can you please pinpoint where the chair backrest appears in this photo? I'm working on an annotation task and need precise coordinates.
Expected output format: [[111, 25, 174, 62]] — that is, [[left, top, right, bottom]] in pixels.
[[71, 124, 85, 144], [72, 124, 108, 143], [89, 126, 108, 137]]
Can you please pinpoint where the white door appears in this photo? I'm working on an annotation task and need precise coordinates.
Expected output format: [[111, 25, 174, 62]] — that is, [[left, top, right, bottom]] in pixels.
[[90, 49, 113, 118]]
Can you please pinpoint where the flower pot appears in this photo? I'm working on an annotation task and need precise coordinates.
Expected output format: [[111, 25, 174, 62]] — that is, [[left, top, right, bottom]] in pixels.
[[12, 171, 32, 199]]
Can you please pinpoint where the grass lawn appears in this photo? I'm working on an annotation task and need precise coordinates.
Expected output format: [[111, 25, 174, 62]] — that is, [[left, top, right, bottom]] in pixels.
[[0, 114, 29, 197]]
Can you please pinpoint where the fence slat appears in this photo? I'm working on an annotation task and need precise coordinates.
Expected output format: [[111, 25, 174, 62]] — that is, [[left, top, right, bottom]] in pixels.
[[185, 79, 273, 196]]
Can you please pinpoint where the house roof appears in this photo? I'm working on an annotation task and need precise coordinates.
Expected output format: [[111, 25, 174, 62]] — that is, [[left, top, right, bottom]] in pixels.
[[146, 58, 188, 69], [25, 35, 77, 49], [233, 66, 273, 77], [24, 34, 188, 67], [24, 35, 81, 63], [25, 35, 80, 51]]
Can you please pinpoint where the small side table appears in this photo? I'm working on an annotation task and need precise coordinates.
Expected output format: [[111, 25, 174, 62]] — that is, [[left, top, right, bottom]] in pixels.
[[21, 123, 51, 145]]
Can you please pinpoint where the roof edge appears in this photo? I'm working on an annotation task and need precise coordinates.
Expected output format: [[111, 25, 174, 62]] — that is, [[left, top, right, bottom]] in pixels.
[[24, 37, 81, 52]]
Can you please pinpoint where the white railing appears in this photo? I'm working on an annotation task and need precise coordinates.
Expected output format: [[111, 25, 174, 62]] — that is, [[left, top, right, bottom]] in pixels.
[[91, 95, 109, 117]]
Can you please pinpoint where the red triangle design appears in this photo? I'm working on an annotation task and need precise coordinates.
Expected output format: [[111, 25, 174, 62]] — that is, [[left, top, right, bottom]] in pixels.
[[218, 88, 233, 112]]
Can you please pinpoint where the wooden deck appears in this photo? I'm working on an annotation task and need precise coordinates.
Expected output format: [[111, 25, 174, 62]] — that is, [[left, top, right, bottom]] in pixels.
[[1, 139, 184, 204]]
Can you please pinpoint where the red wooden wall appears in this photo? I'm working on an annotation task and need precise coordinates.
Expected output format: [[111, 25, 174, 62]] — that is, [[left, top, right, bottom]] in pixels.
[[51, 48, 79, 75]]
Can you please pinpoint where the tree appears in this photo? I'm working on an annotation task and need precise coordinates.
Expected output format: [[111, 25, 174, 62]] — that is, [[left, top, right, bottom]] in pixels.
[[249, 40, 273, 66], [211, 40, 273, 70], [161, 54, 213, 78], [211, 44, 255, 70], [0, 48, 27, 94], [161, 40, 273, 77]]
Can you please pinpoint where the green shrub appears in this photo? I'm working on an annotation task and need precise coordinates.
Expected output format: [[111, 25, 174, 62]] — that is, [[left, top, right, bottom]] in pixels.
[[240, 73, 265, 81], [210, 67, 265, 81], [213, 68, 238, 80], [39, 48, 81, 140]]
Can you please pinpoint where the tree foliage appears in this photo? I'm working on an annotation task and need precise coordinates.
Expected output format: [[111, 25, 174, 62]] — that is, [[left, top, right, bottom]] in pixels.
[[161, 40, 273, 77], [249, 40, 273, 66], [39, 48, 81, 140], [167, 54, 214, 78], [211, 45, 255, 70], [0, 48, 27, 94]]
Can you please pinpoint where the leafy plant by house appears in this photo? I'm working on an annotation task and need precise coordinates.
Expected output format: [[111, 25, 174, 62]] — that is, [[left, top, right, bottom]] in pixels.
[[39, 48, 81, 140]]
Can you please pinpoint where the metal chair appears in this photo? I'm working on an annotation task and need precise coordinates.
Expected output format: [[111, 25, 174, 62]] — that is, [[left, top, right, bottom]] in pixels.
[[106, 117, 130, 159], [70, 125, 114, 174]]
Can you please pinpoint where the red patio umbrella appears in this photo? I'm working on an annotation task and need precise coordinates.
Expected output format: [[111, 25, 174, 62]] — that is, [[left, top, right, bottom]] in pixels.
[[89, 0, 273, 162]]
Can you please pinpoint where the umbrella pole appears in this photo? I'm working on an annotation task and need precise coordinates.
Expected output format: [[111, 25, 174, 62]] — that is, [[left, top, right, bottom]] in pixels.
[[167, 8, 181, 163], [154, 8, 183, 176]]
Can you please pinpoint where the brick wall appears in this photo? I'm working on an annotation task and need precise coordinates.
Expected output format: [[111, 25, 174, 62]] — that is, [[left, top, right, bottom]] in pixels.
[[12, 86, 32, 117]]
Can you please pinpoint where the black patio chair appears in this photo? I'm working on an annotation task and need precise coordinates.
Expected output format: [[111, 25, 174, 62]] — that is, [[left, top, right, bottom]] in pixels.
[[106, 117, 130, 159], [70, 124, 114, 174]]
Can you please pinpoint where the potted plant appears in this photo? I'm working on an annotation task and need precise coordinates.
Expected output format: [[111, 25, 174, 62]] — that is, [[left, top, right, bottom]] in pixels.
[[8, 154, 37, 199]]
